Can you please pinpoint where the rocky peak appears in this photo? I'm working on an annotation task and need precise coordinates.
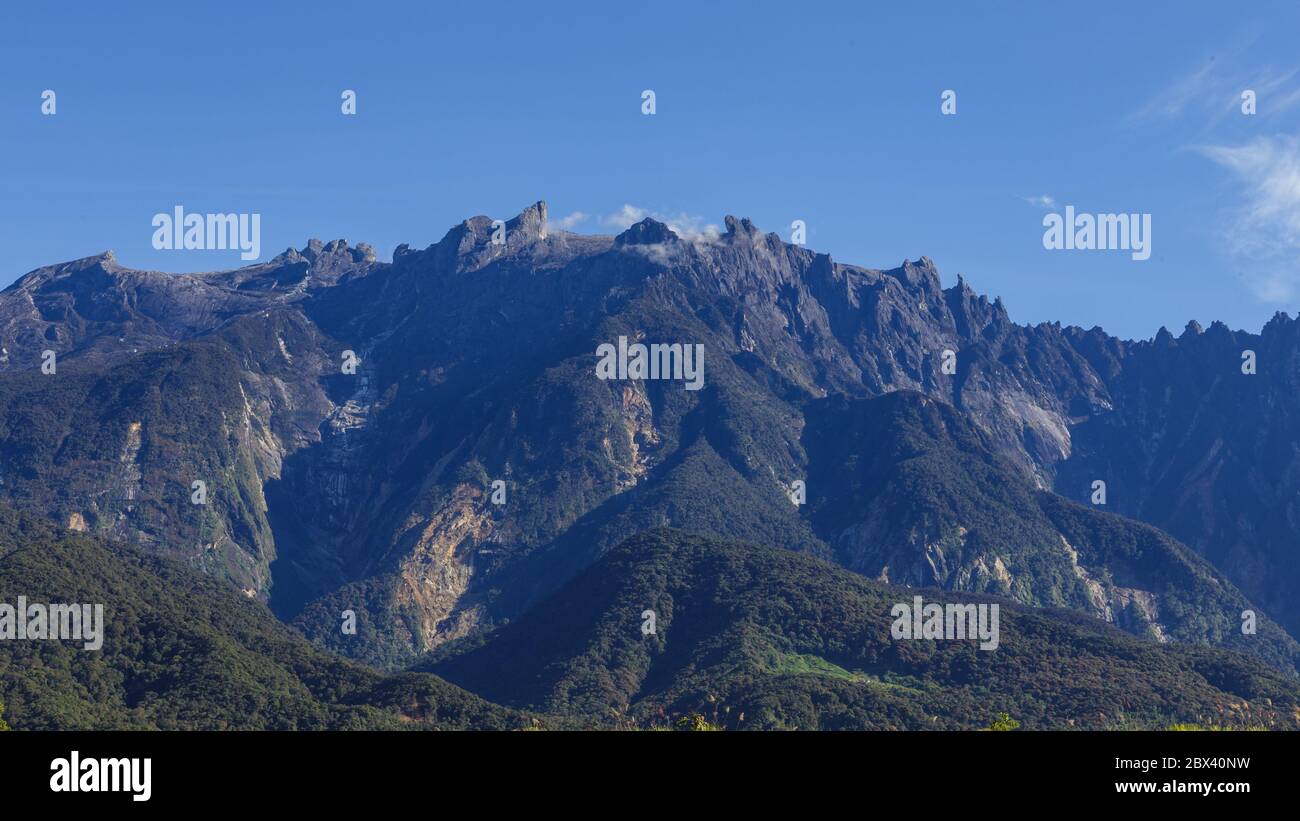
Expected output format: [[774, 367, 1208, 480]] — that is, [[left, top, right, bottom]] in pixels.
[[723, 215, 762, 242], [298, 238, 376, 266], [894, 256, 939, 285], [943, 272, 1009, 339], [615, 218, 679, 246], [273, 239, 377, 269], [4, 251, 121, 296], [426, 201, 553, 272], [508, 200, 549, 240], [1263, 311, 1293, 334]]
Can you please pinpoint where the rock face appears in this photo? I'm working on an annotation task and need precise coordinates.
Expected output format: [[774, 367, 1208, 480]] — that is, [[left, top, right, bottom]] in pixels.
[[0, 242, 372, 594], [1056, 314, 1300, 640], [800, 391, 1297, 671], [1, 201, 1296, 672]]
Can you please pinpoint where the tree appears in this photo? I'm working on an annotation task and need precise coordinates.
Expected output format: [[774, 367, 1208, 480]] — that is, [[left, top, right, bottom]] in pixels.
[[988, 712, 1020, 731]]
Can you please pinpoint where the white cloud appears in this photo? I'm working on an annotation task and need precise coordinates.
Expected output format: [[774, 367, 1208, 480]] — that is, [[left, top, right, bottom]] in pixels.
[[1199, 135, 1300, 300], [601, 204, 721, 242], [601, 204, 649, 230], [548, 211, 588, 231], [1020, 194, 1056, 209]]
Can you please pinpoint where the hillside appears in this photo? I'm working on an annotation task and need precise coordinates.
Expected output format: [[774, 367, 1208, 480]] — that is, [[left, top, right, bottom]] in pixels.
[[425, 530, 1300, 730], [0, 506, 526, 730]]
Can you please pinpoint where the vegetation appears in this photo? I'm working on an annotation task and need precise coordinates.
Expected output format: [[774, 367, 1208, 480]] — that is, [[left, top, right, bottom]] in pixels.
[[673, 714, 723, 732], [0, 506, 530, 730], [427, 529, 1300, 730], [987, 712, 1020, 731], [1166, 723, 1266, 732]]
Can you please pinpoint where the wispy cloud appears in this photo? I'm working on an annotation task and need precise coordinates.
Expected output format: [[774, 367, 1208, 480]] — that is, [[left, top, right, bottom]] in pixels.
[[1129, 52, 1300, 128], [601, 204, 721, 242], [601, 204, 649, 230], [548, 210, 588, 231], [1198, 135, 1300, 301], [1019, 194, 1056, 210], [1130, 60, 1221, 123]]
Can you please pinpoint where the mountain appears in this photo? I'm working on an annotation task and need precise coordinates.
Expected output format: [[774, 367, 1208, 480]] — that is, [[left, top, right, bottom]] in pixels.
[[1056, 316, 1300, 642], [0, 244, 371, 596], [1, 200, 1297, 678], [425, 529, 1300, 730], [0, 505, 526, 730], [802, 391, 1299, 672]]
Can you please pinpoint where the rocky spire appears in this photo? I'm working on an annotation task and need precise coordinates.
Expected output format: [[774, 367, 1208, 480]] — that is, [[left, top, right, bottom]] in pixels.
[[508, 201, 549, 241]]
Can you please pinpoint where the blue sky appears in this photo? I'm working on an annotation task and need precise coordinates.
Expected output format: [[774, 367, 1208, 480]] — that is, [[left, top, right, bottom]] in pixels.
[[2, 1, 1299, 340]]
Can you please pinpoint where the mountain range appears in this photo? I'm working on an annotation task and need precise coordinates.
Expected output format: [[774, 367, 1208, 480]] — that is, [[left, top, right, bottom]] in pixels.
[[2, 200, 1298, 729]]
